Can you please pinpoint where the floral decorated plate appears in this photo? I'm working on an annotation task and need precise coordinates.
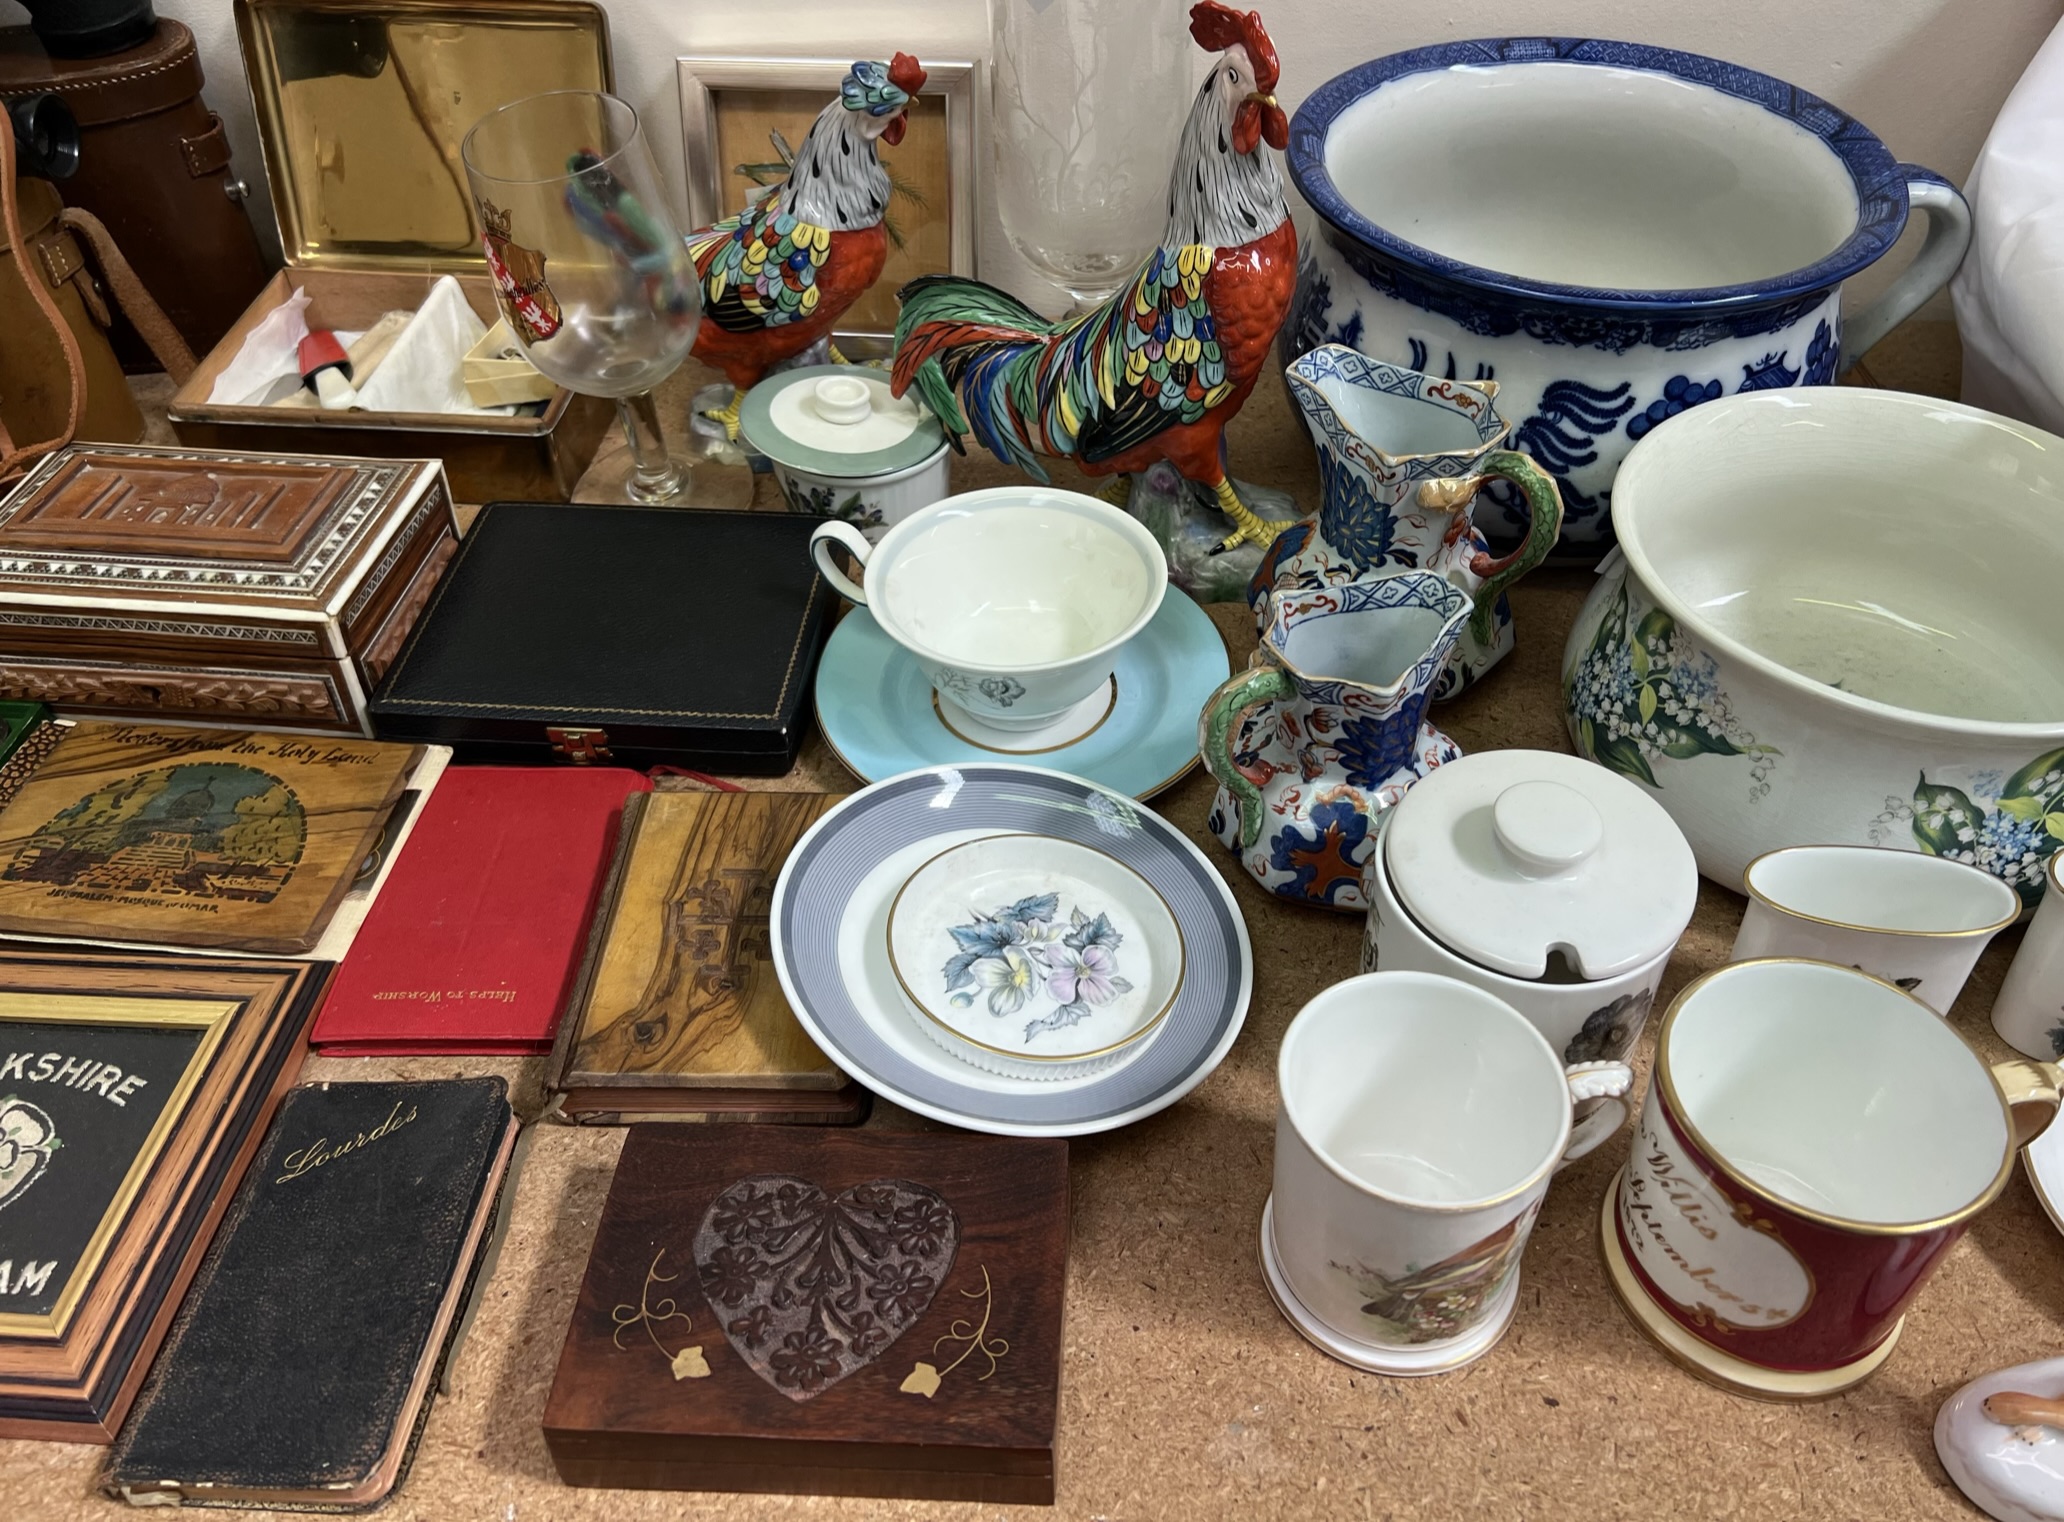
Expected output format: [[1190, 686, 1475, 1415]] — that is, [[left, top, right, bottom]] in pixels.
[[886, 834, 1184, 1081], [814, 593, 1229, 800], [770, 765, 1251, 1136]]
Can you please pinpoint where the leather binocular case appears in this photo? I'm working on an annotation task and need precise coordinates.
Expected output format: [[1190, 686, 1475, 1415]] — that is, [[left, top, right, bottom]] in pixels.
[[0, 108, 194, 483], [0, 19, 272, 366]]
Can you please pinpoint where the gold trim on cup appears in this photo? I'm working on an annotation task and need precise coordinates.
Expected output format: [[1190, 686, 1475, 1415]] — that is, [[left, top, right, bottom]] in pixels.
[[883, 832, 1186, 1064], [1597, 1168, 1902, 1402], [931, 677, 1120, 755], [1740, 843, 2021, 940], [1653, 957, 2022, 1237]]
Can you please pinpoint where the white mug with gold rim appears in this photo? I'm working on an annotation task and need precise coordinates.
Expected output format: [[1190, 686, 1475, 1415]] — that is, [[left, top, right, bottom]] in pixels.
[[1731, 843, 2019, 1016]]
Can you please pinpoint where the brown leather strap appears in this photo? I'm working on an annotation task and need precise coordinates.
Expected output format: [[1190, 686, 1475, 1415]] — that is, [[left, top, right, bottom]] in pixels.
[[179, 112, 231, 178], [0, 122, 86, 484], [57, 207, 195, 383]]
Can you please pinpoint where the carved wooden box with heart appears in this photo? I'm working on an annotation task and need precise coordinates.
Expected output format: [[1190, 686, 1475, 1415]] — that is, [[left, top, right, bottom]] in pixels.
[[543, 1127, 1069, 1504], [0, 442, 455, 736]]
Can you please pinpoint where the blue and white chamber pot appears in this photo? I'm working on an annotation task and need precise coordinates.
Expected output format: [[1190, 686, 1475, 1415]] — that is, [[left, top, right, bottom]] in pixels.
[[1281, 37, 1972, 554]]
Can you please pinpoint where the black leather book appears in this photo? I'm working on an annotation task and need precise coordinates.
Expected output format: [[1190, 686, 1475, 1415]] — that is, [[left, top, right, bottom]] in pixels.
[[103, 1079, 517, 1511], [368, 502, 835, 773]]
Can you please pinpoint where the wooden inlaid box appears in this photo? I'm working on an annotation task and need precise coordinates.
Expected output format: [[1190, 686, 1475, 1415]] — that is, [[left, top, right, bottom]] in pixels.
[[0, 442, 456, 735], [544, 1128, 1068, 1503]]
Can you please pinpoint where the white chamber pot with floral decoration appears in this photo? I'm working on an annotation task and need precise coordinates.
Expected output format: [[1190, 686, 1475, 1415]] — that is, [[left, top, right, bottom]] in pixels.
[[1562, 387, 2064, 909]]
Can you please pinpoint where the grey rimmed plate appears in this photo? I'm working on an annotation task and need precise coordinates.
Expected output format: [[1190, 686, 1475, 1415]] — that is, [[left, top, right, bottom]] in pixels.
[[770, 764, 1253, 1136]]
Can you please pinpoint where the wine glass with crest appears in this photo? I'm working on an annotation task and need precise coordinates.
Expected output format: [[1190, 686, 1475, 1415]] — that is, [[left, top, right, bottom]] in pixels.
[[463, 89, 717, 504]]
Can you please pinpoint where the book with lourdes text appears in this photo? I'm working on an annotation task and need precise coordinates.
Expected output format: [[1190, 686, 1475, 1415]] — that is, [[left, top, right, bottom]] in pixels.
[[104, 1078, 517, 1510]]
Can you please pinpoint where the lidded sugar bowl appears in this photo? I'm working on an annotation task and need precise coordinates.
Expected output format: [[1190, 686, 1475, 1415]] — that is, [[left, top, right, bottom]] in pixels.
[[741, 364, 950, 538], [1361, 749, 1697, 1066]]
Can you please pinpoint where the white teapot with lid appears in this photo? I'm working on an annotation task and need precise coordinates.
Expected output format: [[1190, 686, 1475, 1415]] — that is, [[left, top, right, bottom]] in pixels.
[[1360, 748, 1697, 1066]]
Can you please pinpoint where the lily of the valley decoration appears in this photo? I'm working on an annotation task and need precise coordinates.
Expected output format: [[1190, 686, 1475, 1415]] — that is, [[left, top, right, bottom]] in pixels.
[[1565, 578, 1778, 801], [611, 1250, 711, 1381], [1870, 751, 2064, 911]]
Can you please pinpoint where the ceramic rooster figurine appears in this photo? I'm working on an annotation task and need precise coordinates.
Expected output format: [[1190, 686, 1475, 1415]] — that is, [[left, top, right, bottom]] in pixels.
[[892, 3, 1295, 551], [687, 54, 926, 439]]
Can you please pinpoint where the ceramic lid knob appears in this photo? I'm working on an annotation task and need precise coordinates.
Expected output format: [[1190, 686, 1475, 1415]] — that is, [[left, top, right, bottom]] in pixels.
[[813, 374, 873, 426], [1492, 781, 1602, 875], [1384, 748, 1698, 981]]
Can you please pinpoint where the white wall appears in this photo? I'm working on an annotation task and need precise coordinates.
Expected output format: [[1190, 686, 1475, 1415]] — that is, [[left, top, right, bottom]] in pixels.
[[12, 0, 2059, 316]]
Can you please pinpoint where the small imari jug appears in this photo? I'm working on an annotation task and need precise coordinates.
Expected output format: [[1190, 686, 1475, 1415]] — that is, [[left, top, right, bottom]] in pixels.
[[1200, 571, 1471, 911], [1251, 345, 1564, 700]]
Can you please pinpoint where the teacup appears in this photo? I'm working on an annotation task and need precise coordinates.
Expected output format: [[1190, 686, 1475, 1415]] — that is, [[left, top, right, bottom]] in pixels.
[[1604, 958, 2063, 1399], [809, 486, 1167, 730], [1266, 971, 1632, 1375], [1731, 844, 2021, 1015]]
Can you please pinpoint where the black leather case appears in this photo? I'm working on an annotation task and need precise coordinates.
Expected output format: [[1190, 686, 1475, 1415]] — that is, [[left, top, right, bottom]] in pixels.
[[103, 1078, 515, 1509], [368, 502, 835, 774]]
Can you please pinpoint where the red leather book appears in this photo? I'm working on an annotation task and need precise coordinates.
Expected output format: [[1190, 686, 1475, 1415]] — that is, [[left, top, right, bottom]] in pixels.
[[312, 767, 650, 1054]]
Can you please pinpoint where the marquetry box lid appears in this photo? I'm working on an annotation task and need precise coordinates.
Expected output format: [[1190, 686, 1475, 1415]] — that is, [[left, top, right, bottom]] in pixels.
[[543, 1128, 1069, 1505], [0, 443, 456, 735]]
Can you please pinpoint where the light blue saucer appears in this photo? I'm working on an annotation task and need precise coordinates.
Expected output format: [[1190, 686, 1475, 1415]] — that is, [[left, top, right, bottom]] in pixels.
[[815, 593, 1229, 799]]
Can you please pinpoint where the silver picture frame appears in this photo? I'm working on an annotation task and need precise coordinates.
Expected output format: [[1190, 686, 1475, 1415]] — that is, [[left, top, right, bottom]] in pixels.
[[675, 54, 980, 355]]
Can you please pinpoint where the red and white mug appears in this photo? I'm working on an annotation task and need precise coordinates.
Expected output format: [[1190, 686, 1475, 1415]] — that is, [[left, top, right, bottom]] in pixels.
[[1603, 958, 2063, 1398]]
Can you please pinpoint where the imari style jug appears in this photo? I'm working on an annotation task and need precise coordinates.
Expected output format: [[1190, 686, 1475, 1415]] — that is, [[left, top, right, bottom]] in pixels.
[[1200, 571, 1472, 911], [1252, 345, 1564, 699]]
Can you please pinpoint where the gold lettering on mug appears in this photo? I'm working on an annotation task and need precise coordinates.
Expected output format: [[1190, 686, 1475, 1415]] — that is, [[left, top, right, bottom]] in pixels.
[[1618, 1107, 1811, 1330]]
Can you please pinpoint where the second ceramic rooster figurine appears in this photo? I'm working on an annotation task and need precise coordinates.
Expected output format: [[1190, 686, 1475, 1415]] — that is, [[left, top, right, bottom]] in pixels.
[[892, 2, 1298, 551], [687, 54, 926, 439]]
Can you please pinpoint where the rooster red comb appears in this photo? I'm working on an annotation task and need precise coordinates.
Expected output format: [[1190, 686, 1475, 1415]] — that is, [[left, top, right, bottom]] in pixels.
[[1188, 1, 1279, 94], [889, 53, 927, 95]]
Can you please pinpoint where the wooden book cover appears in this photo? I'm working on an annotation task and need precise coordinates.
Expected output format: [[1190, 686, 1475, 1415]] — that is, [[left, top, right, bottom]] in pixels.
[[544, 1128, 1068, 1504], [0, 949, 327, 1439], [548, 791, 865, 1123], [0, 723, 420, 954]]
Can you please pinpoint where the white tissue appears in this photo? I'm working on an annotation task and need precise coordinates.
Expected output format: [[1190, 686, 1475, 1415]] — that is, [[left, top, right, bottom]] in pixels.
[[208, 288, 311, 406], [353, 276, 515, 417]]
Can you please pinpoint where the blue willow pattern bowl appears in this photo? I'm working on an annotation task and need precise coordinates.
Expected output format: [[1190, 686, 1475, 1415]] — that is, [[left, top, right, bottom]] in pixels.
[[1282, 37, 1970, 553]]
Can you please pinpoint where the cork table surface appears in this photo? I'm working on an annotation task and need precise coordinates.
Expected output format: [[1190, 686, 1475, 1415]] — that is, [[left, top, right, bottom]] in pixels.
[[14, 325, 2048, 1520]]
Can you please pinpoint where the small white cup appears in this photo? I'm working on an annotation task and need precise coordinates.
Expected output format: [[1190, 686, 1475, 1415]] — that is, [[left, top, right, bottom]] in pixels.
[[1266, 971, 1631, 1374], [1994, 855, 2064, 1059], [808, 486, 1167, 730], [1732, 844, 2020, 1015]]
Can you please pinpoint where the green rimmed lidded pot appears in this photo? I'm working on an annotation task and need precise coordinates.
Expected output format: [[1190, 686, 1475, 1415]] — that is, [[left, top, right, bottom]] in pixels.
[[741, 364, 950, 539]]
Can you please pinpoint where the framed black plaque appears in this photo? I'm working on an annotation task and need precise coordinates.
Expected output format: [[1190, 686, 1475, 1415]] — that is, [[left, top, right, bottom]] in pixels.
[[0, 995, 232, 1337]]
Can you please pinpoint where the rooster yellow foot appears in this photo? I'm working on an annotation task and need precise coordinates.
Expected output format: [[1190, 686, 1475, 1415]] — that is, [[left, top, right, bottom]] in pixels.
[[828, 343, 852, 366], [1211, 478, 1296, 554], [1095, 477, 1134, 511], [701, 389, 744, 441]]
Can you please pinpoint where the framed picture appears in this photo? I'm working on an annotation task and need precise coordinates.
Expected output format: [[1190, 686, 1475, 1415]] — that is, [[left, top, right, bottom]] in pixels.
[[677, 54, 979, 350]]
